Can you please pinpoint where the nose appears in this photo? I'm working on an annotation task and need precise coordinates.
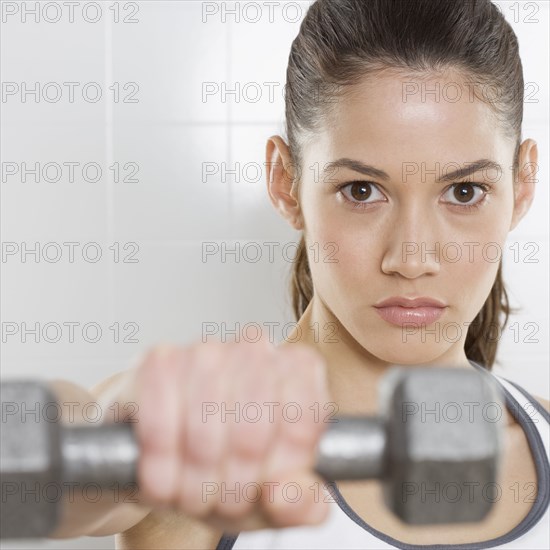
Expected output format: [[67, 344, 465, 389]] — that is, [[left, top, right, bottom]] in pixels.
[[380, 206, 441, 279]]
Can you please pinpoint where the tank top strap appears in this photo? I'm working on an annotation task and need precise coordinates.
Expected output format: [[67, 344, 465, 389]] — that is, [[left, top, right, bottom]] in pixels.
[[468, 360, 549, 458]]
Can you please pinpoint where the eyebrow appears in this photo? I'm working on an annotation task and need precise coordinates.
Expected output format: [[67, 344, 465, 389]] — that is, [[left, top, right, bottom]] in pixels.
[[322, 158, 503, 183]]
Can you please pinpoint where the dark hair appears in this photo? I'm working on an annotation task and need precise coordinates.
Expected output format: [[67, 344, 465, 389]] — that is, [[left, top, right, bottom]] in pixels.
[[285, 0, 524, 370]]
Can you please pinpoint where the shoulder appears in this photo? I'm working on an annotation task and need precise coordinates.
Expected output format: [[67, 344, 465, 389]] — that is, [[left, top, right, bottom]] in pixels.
[[491, 372, 550, 414], [533, 395, 550, 414]]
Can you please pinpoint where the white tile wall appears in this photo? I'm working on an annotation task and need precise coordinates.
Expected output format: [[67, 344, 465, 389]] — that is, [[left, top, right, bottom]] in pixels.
[[0, 8, 106, 124], [111, 0, 229, 123], [0, 1, 548, 548], [495, 0, 550, 125], [111, 124, 231, 242], [228, 1, 310, 123]]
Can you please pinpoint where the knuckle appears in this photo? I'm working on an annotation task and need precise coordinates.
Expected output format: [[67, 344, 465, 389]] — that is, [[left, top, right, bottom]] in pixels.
[[186, 413, 223, 465], [282, 416, 321, 448], [233, 421, 273, 459]]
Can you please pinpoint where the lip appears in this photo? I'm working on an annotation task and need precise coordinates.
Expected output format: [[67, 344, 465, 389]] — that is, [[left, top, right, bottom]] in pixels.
[[374, 296, 447, 308], [373, 296, 447, 327]]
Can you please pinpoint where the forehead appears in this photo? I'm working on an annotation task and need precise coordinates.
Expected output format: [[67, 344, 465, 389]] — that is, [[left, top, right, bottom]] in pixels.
[[312, 70, 509, 169]]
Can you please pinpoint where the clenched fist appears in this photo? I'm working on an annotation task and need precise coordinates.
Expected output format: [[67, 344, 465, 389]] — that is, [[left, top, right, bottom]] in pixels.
[[126, 337, 333, 533]]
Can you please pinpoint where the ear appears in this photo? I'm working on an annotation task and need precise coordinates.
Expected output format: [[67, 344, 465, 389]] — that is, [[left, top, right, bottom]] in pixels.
[[510, 138, 538, 231], [265, 135, 304, 230]]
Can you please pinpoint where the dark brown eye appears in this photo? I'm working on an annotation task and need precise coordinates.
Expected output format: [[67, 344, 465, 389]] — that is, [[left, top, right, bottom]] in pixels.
[[339, 181, 386, 208], [453, 183, 475, 203], [350, 182, 372, 201], [441, 182, 489, 209]]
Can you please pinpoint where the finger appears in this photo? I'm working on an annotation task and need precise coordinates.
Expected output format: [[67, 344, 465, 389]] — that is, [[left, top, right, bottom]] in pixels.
[[217, 341, 278, 520], [135, 346, 184, 505], [260, 470, 330, 528], [177, 342, 227, 517]]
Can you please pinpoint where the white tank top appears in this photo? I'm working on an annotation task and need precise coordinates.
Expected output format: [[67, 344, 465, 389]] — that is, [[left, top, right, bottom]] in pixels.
[[216, 363, 550, 549]]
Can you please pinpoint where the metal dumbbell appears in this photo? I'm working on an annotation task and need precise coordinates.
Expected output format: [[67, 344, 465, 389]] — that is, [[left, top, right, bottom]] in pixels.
[[0, 366, 504, 539]]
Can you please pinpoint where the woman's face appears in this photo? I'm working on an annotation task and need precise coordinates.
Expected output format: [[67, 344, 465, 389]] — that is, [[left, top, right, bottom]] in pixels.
[[289, 70, 535, 365]]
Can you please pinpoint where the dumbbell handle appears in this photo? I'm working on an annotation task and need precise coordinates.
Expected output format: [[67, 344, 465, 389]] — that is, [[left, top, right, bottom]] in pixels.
[[61, 417, 388, 487]]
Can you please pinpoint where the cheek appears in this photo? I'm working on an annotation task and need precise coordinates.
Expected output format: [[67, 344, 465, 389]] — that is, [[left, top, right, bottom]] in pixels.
[[451, 241, 504, 306], [300, 190, 379, 279], [305, 226, 380, 297], [447, 213, 510, 303], [450, 249, 498, 302]]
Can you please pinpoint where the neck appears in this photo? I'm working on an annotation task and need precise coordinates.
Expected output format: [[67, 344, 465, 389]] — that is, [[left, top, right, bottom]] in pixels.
[[279, 293, 475, 416]]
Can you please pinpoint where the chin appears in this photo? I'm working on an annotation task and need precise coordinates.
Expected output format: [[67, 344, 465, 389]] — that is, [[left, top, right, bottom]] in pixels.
[[358, 330, 454, 366], [348, 311, 460, 365]]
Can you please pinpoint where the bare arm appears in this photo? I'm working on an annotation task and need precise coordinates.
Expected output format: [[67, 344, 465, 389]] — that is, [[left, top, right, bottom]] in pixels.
[[47, 371, 152, 538]]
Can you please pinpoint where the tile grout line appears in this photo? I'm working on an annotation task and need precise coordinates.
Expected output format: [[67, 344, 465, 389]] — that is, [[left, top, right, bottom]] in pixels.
[[227, 13, 234, 221], [104, 9, 115, 326]]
